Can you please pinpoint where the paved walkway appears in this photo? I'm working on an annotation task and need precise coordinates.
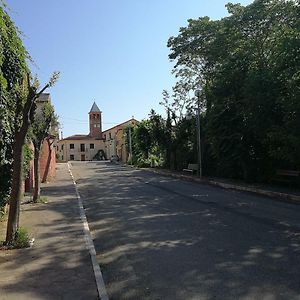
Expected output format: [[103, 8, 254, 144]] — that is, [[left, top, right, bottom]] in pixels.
[[143, 167, 300, 204], [0, 163, 98, 300]]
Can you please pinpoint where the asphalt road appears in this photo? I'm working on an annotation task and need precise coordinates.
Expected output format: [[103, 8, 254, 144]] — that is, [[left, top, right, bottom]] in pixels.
[[70, 161, 300, 300]]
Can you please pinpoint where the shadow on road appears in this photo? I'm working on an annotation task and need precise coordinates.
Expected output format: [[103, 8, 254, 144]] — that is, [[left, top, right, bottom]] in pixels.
[[74, 163, 300, 300], [0, 164, 98, 300]]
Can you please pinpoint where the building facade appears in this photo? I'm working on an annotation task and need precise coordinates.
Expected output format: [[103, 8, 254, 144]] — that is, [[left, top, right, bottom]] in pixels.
[[57, 102, 137, 163], [103, 119, 137, 162]]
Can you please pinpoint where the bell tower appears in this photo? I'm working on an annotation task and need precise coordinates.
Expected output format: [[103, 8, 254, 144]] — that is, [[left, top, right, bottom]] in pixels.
[[89, 102, 102, 138]]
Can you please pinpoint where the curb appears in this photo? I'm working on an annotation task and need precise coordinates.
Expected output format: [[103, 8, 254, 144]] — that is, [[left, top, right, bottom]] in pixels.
[[143, 168, 300, 205], [68, 163, 109, 300]]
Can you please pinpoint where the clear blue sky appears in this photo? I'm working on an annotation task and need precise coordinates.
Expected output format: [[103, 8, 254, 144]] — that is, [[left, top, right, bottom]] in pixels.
[[6, 0, 251, 137]]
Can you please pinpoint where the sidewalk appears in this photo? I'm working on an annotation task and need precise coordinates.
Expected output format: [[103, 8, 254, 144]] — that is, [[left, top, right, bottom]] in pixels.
[[0, 163, 98, 300], [143, 167, 300, 204]]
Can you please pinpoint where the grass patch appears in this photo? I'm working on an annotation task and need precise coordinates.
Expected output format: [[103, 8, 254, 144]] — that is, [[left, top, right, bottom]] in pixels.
[[14, 227, 31, 248], [0, 227, 34, 250], [38, 196, 48, 204]]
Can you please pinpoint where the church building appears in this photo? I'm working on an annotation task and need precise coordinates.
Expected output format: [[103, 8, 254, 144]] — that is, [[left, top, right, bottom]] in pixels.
[[57, 102, 137, 162]]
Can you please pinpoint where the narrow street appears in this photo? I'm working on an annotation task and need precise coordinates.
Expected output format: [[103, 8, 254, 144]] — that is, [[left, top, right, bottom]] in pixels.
[[71, 161, 300, 300]]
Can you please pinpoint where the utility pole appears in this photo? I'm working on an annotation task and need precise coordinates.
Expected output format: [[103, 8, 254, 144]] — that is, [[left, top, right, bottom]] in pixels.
[[128, 117, 135, 165], [195, 90, 202, 178], [128, 126, 132, 165]]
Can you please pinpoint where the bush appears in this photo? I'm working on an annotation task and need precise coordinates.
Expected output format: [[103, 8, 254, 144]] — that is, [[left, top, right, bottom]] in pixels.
[[14, 227, 31, 248], [93, 149, 106, 160], [38, 196, 48, 204], [136, 158, 150, 168]]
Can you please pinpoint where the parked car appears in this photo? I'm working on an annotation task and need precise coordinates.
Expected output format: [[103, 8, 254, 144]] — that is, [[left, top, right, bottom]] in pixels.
[[110, 155, 119, 162]]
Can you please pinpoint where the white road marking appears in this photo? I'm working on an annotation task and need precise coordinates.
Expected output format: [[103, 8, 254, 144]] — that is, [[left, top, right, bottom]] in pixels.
[[68, 163, 109, 300]]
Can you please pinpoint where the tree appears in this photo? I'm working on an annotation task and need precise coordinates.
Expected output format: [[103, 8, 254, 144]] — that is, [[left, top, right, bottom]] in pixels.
[[1, 3, 59, 244], [5, 73, 59, 245], [132, 120, 151, 161], [31, 101, 58, 203], [167, 0, 300, 181], [128, 110, 168, 168], [0, 5, 29, 209]]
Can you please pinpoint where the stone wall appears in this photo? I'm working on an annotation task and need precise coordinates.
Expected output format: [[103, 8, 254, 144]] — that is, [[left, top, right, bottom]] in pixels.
[[40, 137, 56, 183]]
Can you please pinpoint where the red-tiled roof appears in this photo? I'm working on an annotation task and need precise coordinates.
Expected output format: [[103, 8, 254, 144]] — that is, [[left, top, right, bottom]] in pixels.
[[102, 118, 138, 133], [60, 118, 138, 141], [61, 134, 103, 141]]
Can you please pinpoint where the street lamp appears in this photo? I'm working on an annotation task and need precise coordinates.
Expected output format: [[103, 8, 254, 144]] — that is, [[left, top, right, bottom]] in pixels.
[[195, 89, 202, 178]]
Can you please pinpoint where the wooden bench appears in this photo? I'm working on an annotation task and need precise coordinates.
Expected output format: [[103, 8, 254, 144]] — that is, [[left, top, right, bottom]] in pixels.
[[273, 169, 299, 185], [183, 164, 198, 174]]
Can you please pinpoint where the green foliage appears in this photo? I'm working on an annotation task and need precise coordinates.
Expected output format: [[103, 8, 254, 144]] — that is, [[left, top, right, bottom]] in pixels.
[[128, 111, 168, 168], [0, 5, 30, 207], [38, 196, 48, 204], [22, 144, 33, 179], [1, 4, 59, 244], [30, 102, 57, 150], [93, 149, 106, 160], [173, 117, 197, 170], [129, 0, 300, 185], [14, 227, 30, 248], [131, 120, 151, 159], [166, 0, 300, 182], [130, 109, 197, 170]]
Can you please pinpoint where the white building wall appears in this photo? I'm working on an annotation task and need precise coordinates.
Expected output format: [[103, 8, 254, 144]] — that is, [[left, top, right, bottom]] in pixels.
[[57, 139, 105, 161]]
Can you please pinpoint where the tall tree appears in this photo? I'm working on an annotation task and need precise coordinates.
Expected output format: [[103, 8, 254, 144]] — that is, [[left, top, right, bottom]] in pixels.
[[167, 0, 300, 181], [1, 1, 59, 244], [5, 73, 59, 244], [0, 5, 29, 209], [31, 101, 58, 203]]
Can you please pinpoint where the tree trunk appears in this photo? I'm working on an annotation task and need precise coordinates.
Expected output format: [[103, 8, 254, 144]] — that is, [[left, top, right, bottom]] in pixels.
[[42, 138, 53, 183], [33, 145, 41, 203], [5, 75, 51, 245], [5, 131, 26, 244]]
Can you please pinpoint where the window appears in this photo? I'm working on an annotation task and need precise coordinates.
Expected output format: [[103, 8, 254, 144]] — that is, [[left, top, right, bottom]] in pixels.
[[70, 144, 74, 149], [70, 154, 74, 161], [90, 143, 94, 149], [109, 132, 111, 139], [104, 134, 106, 140], [80, 144, 85, 152], [61, 144, 64, 150], [94, 124, 97, 128]]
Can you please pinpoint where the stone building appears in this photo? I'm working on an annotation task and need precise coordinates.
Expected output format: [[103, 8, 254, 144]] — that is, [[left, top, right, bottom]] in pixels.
[[103, 119, 137, 162], [57, 102, 137, 162]]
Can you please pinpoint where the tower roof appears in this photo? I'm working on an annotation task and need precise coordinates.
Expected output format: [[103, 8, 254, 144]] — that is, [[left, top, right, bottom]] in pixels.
[[89, 102, 101, 113]]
